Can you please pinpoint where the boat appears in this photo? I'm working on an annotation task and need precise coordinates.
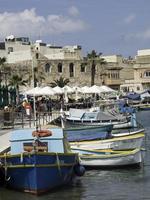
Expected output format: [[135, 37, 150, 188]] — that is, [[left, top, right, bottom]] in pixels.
[[111, 128, 145, 137], [64, 124, 113, 141], [70, 129, 145, 150], [137, 104, 150, 111], [71, 148, 142, 168], [0, 128, 85, 194], [63, 108, 137, 129]]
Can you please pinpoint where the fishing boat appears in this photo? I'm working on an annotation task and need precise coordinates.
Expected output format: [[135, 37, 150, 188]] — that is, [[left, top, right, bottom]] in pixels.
[[0, 128, 85, 195], [111, 128, 145, 137], [137, 104, 150, 111], [70, 129, 145, 150], [64, 124, 113, 141], [71, 148, 142, 168], [63, 108, 137, 129]]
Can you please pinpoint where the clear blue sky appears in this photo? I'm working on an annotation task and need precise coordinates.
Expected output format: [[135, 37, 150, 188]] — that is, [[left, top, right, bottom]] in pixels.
[[1, 0, 150, 57]]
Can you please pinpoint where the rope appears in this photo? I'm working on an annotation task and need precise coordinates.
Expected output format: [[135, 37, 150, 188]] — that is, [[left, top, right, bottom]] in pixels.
[[56, 153, 62, 176]]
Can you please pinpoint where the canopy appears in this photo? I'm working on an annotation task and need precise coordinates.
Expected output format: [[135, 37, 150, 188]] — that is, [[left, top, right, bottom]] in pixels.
[[80, 86, 91, 94], [52, 86, 63, 94], [24, 87, 42, 96], [126, 92, 141, 100], [25, 86, 55, 96], [99, 85, 115, 92], [88, 85, 103, 94], [63, 85, 74, 94], [37, 86, 55, 96]]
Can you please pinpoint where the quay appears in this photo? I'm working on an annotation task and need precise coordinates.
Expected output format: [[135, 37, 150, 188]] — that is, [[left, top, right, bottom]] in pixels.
[[0, 110, 61, 153], [0, 129, 11, 153]]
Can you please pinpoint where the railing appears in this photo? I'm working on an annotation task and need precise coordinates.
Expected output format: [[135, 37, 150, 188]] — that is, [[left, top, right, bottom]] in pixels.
[[0, 110, 61, 129]]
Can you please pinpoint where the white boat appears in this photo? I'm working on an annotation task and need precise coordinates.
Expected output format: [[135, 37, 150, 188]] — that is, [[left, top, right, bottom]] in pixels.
[[64, 108, 137, 129], [72, 148, 142, 168], [70, 129, 145, 150], [111, 128, 145, 137]]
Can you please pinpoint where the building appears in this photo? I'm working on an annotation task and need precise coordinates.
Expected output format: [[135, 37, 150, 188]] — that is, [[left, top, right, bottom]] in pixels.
[[120, 49, 150, 93], [0, 35, 139, 91]]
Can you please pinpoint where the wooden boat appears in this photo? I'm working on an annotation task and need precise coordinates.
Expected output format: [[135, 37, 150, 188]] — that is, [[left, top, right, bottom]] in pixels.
[[70, 129, 145, 150], [138, 104, 150, 111], [111, 128, 145, 137], [71, 148, 142, 168], [64, 108, 137, 129], [0, 128, 85, 195], [64, 124, 113, 141]]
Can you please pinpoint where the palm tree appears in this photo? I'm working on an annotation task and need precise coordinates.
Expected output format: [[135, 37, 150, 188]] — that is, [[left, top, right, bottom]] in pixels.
[[50, 76, 70, 88], [84, 50, 107, 86], [27, 66, 45, 87], [0, 57, 6, 66], [0, 57, 7, 85], [8, 75, 27, 104]]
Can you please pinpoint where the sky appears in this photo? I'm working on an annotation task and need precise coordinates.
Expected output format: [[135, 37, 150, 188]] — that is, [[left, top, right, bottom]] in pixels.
[[1, 0, 150, 57]]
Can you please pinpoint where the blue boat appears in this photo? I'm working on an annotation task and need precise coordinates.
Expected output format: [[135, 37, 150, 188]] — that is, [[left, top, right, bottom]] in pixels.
[[0, 128, 85, 194], [64, 124, 113, 142]]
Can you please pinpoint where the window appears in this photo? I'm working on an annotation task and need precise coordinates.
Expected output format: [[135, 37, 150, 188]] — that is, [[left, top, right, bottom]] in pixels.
[[81, 64, 85, 72], [137, 86, 140, 91], [45, 63, 51, 73], [36, 53, 39, 59], [69, 63, 74, 77], [145, 71, 150, 77], [110, 71, 119, 79], [8, 47, 13, 53], [58, 63, 63, 73], [23, 142, 48, 152]]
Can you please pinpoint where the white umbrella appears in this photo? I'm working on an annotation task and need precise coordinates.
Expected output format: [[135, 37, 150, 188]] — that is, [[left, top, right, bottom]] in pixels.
[[62, 85, 74, 94], [89, 85, 103, 94], [38, 86, 55, 96], [24, 87, 42, 96], [99, 85, 115, 92], [80, 86, 91, 94], [53, 86, 64, 94]]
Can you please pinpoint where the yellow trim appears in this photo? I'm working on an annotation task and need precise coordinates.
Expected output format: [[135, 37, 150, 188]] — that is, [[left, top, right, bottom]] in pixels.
[[4, 163, 76, 168], [0, 152, 77, 159], [80, 148, 140, 159]]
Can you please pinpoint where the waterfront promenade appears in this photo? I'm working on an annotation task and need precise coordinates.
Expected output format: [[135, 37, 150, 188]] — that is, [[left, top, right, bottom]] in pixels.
[[0, 110, 61, 153], [0, 129, 11, 153]]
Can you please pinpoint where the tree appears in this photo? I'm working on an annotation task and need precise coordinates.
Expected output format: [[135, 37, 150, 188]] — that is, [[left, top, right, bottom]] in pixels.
[[84, 50, 107, 86], [0, 57, 8, 85], [50, 76, 70, 88], [8, 75, 27, 104], [27, 66, 45, 87]]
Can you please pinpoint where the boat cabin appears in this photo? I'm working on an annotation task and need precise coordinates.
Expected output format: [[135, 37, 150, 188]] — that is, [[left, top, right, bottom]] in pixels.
[[10, 128, 67, 154]]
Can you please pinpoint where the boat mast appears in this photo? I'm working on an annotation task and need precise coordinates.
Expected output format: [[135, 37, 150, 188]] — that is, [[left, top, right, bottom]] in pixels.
[[31, 44, 37, 127]]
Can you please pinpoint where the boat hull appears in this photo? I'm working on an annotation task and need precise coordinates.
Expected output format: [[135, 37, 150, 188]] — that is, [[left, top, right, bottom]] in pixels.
[[76, 149, 142, 168], [65, 116, 136, 129], [70, 132, 145, 150], [0, 152, 79, 194], [64, 124, 113, 141]]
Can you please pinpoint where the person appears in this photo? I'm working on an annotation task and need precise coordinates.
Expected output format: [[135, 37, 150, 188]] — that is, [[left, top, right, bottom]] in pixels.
[[46, 98, 52, 116], [25, 102, 32, 117]]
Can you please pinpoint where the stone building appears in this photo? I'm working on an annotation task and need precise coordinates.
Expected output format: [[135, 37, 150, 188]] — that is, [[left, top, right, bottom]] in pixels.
[[120, 49, 150, 93], [0, 35, 140, 91]]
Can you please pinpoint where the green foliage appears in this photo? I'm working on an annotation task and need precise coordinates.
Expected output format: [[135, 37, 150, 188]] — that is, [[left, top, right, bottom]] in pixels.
[[84, 50, 107, 86], [50, 76, 70, 88], [8, 75, 27, 89]]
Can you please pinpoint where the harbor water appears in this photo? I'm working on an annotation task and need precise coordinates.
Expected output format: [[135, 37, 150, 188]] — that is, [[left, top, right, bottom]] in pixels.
[[0, 110, 150, 200]]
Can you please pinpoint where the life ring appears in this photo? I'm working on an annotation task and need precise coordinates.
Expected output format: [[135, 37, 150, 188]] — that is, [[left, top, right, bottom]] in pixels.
[[32, 130, 52, 137]]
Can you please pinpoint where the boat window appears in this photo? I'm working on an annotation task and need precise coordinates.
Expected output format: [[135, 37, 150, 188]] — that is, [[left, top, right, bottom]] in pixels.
[[82, 112, 97, 119], [23, 141, 48, 152]]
